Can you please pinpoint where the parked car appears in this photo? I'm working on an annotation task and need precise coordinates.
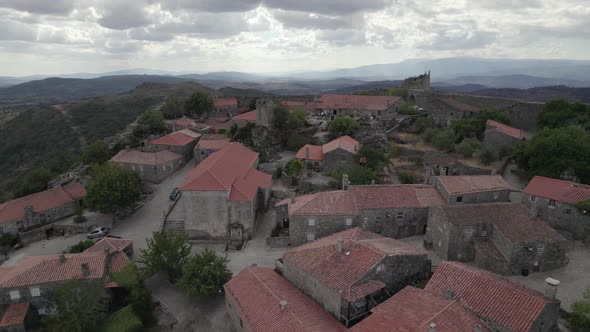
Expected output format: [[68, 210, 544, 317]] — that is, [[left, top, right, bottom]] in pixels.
[[170, 188, 181, 201], [87, 227, 109, 239]]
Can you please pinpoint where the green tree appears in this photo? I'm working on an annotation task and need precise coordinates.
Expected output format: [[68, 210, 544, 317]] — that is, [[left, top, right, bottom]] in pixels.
[[162, 96, 185, 119], [331, 166, 380, 185], [451, 110, 510, 141], [81, 140, 111, 165], [11, 167, 53, 198], [454, 138, 481, 158], [513, 126, 590, 183], [228, 123, 239, 138], [138, 109, 165, 135], [0, 233, 17, 255], [286, 159, 305, 177], [100, 305, 142, 332], [233, 122, 256, 147], [273, 104, 306, 146], [86, 164, 141, 220], [571, 288, 590, 331], [139, 231, 191, 282], [44, 280, 108, 332], [358, 146, 388, 171], [185, 91, 214, 117], [474, 147, 499, 165], [398, 171, 418, 184], [178, 249, 232, 296], [73, 205, 87, 224], [413, 117, 434, 133], [398, 102, 417, 115], [68, 240, 95, 253], [432, 128, 456, 151], [328, 116, 360, 135], [538, 99, 590, 130], [111, 264, 154, 321]]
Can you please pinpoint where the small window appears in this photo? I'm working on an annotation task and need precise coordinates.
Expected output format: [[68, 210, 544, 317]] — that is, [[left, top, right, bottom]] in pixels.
[[481, 231, 487, 237], [549, 200, 556, 208], [201, 151, 206, 155], [306, 233, 315, 241], [537, 243, 544, 254], [565, 209, 572, 215], [530, 195, 536, 202], [396, 212, 404, 220], [345, 218, 353, 226], [51, 208, 57, 213], [30, 287, 41, 297], [456, 196, 463, 203], [493, 193, 499, 200], [308, 219, 315, 226], [240, 319, 243, 328], [376, 264, 385, 273], [9, 290, 20, 300], [465, 228, 474, 238]]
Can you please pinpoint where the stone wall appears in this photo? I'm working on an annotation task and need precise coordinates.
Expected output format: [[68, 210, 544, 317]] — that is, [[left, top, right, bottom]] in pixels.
[[113, 158, 182, 184], [483, 130, 522, 152], [359, 207, 429, 239], [430, 177, 511, 204], [359, 255, 431, 293], [224, 292, 248, 332], [289, 214, 358, 247], [323, 148, 357, 174], [144, 141, 196, 162], [172, 190, 230, 240], [402, 72, 431, 91], [256, 99, 276, 128], [523, 194, 589, 240]]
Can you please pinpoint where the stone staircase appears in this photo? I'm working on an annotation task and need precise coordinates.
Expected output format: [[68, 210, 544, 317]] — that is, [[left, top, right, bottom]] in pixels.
[[163, 220, 185, 234]]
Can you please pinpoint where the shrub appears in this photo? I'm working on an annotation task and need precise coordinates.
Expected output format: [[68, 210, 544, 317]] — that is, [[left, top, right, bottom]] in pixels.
[[398, 171, 418, 184], [432, 129, 456, 151], [69, 240, 95, 253], [358, 146, 388, 171], [217, 129, 226, 134], [413, 117, 434, 133], [100, 305, 143, 332], [73, 206, 87, 224], [328, 116, 360, 135], [398, 102, 417, 115], [274, 165, 283, 179], [285, 159, 304, 177], [475, 148, 499, 165], [387, 142, 400, 159], [422, 128, 438, 143], [454, 138, 481, 158]]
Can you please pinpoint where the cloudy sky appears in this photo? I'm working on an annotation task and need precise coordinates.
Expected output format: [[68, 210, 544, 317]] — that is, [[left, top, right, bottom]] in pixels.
[[0, 0, 588, 76]]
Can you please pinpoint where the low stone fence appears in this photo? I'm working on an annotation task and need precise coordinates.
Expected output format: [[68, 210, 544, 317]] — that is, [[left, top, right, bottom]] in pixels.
[[266, 236, 290, 248]]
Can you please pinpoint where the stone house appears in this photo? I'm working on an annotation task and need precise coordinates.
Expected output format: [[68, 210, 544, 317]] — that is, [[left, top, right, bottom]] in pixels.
[[167, 143, 272, 246], [194, 134, 231, 164], [522, 176, 590, 240], [223, 266, 345, 332], [313, 95, 401, 123], [421, 97, 481, 127], [274, 184, 445, 246], [425, 261, 561, 332], [110, 149, 183, 183], [0, 238, 133, 330], [213, 97, 239, 116], [0, 184, 85, 238], [483, 119, 525, 152], [425, 203, 568, 275], [145, 129, 200, 162], [164, 117, 211, 133], [280, 227, 431, 327], [430, 175, 512, 204], [351, 286, 489, 332], [295, 135, 359, 172]]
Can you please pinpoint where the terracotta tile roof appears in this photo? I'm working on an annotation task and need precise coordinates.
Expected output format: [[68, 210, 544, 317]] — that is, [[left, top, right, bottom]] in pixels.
[[175, 128, 201, 139], [0, 185, 86, 224], [175, 117, 196, 127], [485, 120, 524, 139], [524, 176, 590, 204], [196, 138, 231, 151], [0, 303, 29, 328], [277, 191, 358, 216], [224, 267, 345, 332], [436, 175, 511, 195], [83, 237, 133, 254], [214, 97, 238, 107], [316, 95, 400, 112], [351, 185, 445, 209], [437, 203, 564, 244], [425, 261, 557, 332], [181, 143, 270, 201], [201, 134, 228, 140], [352, 286, 489, 332], [473, 239, 507, 262], [285, 228, 427, 301], [322, 135, 359, 154], [343, 280, 386, 302], [441, 98, 480, 112], [233, 110, 257, 121], [110, 149, 182, 166], [149, 131, 196, 146], [295, 144, 323, 161]]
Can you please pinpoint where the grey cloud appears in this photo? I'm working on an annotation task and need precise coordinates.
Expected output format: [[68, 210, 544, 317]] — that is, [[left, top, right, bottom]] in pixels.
[[0, 0, 75, 15], [0, 20, 36, 41], [272, 10, 359, 30], [263, 0, 392, 15], [97, 2, 151, 30], [151, 0, 260, 12], [416, 28, 498, 50], [469, 0, 544, 10], [316, 29, 366, 46], [128, 28, 174, 42]]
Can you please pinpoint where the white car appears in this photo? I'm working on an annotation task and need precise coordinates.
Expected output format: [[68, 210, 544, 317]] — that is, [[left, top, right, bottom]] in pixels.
[[87, 227, 109, 239]]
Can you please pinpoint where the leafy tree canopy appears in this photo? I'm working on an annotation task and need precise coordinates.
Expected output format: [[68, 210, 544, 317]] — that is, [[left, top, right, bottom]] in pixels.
[[538, 99, 590, 130], [137, 109, 165, 135], [81, 140, 112, 165], [513, 126, 590, 183], [331, 166, 380, 186], [451, 109, 510, 142], [358, 146, 388, 171], [185, 91, 214, 117], [139, 231, 191, 282], [286, 159, 304, 177], [162, 96, 185, 119], [273, 104, 306, 146], [178, 249, 232, 297], [11, 167, 53, 198], [571, 288, 590, 331], [68, 240, 95, 253], [328, 116, 360, 136], [100, 305, 142, 332], [86, 164, 141, 215]]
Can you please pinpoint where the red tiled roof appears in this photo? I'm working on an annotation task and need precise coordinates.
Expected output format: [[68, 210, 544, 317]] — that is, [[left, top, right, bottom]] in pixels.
[[110, 149, 182, 166], [285, 228, 427, 301], [352, 286, 489, 332], [322, 135, 359, 154], [425, 261, 557, 332], [181, 143, 270, 201], [0, 185, 86, 224], [441, 98, 480, 112], [225, 267, 345, 332], [485, 120, 524, 139], [176, 128, 201, 139], [214, 97, 238, 107], [473, 239, 507, 262], [436, 175, 511, 195], [0, 303, 29, 328], [316, 95, 400, 111], [437, 202, 564, 244], [84, 238, 133, 254], [149, 131, 196, 146], [277, 191, 358, 216], [196, 138, 231, 151], [234, 110, 257, 121], [351, 185, 445, 209], [175, 117, 196, 127], [295, 144, 323, 161], [524, 176, 590, 204]]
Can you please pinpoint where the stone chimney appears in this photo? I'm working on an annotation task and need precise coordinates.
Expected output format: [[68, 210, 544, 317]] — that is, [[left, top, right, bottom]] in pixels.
[[429, 322, 436, 332], [305, 146, 310, 159], [81, 263, 90, 277], [59, 255, 65, 263], [342, 174, 350, 190], [443, 288, 454, 300], [371, 179, 375, 185], [290, 192, 296, 204], [337, 239, 344, 253], [544, 278, 560, 299], [279, 300, 288, 310]]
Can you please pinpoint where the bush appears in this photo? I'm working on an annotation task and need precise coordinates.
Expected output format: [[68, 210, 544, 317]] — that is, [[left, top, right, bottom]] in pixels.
[[68, 240, 95, 253], [451, 109, 510, 141], [284, 134, 308, 152], [100, 305, 143, 332], [398, 171, 418, 184], [475, 148, 499, 165], [570, 288, 590, 331], [413, 117, 434, 133], [398, 102, 417, 115], [274, 165, 283, 179], [178, 249, 232, 297], [328, 116, 360, 135], [422, 128, 438, 143], [358, 146, 388, 171], [454, 138, 481, 157], [387, 142, 400, 159], [73, 206, 87, 224], [432, 129, 456, 151], [285, 159, 304, 177]]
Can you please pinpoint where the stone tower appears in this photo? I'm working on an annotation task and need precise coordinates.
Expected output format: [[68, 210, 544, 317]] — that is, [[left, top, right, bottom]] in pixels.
[[256, 99, 276, 128], [402, 71, 431, 91]]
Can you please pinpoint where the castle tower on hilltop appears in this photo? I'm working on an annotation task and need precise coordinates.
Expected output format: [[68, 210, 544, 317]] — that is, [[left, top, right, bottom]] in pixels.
[[402, 70, 431, 91]]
